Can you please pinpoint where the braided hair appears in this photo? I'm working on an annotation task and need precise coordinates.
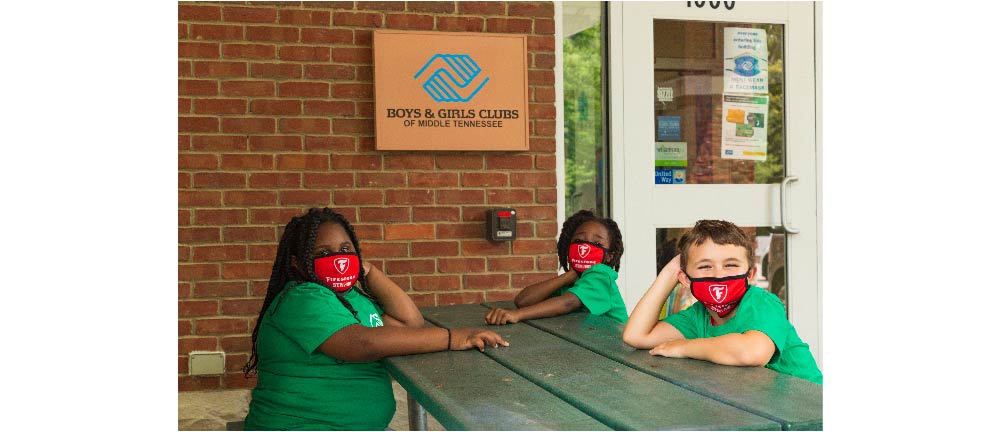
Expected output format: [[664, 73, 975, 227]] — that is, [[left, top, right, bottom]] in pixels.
[[243, 207, 379, 377], [556, 210, 625, 272]]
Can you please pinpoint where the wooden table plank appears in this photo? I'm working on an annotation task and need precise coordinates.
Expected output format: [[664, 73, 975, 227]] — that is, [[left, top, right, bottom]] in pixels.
[[484, 302, 822, 431], [426, 304, 781, 431], [384, 326, 610, 430]]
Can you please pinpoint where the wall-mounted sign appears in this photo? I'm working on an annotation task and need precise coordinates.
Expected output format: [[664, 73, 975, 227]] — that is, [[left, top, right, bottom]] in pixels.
[[723, 27, 768, 94], [373, 30, 529, 151]]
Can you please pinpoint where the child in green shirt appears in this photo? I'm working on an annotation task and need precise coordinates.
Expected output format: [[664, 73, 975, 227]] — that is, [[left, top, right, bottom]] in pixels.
[[623, 219, 822, 384], [485, 209, 628, 325]]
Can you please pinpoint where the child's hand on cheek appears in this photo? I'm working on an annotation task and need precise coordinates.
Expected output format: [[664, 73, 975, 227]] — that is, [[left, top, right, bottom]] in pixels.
[[649, 339, 687, 359]]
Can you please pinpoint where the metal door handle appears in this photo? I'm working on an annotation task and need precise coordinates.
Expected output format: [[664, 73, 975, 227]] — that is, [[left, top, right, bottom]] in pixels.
[[779, 175, 800, 234]]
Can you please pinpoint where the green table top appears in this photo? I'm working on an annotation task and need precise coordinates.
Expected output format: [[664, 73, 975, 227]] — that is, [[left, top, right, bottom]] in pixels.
[[390, 303, 782, 430], [484, 301, 823, 431]]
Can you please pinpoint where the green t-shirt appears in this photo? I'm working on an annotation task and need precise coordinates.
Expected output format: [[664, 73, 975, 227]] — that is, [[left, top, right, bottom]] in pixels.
[[554, 263, 628, 324], [244, 281, 394, 431], [663, 286, 823, 384]]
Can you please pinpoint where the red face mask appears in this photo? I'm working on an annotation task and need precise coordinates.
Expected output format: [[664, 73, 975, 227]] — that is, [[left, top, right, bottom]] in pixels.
[[313, 252, 360, 293], [567, 241, 607, 273], [686, 272, 749, 317]]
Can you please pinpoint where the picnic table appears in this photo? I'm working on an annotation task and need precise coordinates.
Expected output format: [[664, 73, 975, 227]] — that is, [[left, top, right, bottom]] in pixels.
[[383, 302, 822, 431]]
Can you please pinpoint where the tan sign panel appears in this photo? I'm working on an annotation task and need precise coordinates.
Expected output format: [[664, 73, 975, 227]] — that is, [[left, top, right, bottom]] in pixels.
[[373, 30, 529, 151]]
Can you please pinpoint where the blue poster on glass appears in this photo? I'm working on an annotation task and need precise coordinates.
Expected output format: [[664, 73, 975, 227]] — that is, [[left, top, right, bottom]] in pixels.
[[655, 168, 686, 184], [656, 116, 681, 141]]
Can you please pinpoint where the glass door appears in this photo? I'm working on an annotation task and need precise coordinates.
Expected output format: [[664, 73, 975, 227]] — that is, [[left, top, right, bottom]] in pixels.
[[610, 2, 820, 363]]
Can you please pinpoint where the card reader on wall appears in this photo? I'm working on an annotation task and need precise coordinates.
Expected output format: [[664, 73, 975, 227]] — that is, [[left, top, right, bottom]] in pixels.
[[486, 208, 517, 241]]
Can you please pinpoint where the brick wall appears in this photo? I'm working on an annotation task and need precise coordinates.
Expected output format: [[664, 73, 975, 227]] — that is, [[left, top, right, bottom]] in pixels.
[[178, 1, 556, 391]]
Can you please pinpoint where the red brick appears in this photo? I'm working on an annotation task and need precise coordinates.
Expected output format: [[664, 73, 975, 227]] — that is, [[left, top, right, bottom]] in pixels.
[[179, 117, 218, 132], [537, 188, 557, 204], [280, 190, 331, 205], [411, 241, 459, 257], [332, 154, 380, 170], [279, 81, 330, 97], [304, 100, 354, 116], [223, 43, 276, 60], [221, 335, 253, 352], [194, 281, 248, 298], [351, 222, 380, 238], [179, 320, 192, 336], [194, 318, 249, 335], [460, 206, 491, 222], [534, 154, 556, 170], [535, 19, 555, 35], [179, 376, 221, 392], [223, 6, 277, 23], [532, 86, 556, 103], [409, 172, 458, 187], [513, 272, 556, 288], [225, 353, 250, 372], [249, 244, 277, 260], [221, 80, 275, 96], [461, 173, 507, 187], [516, 223, 534, 238], [537, 255, 559, 271], [413, 206, 460, 222], [385, 259, 435, 274], [251, 281, 269, 296], [385, 224, 435, 240], [305, 64, 354, 80], [180, 60, 191, 77], [222, 262, 274, 279], [225, 373, 257, 389], [178, 154, 218, 170], [303, 1, 356, 9], [462, 240, 510, 256], [486, 17, 532, 33], [250, 208, 305, 225], [179, 263, 220, 281], [437, 190, 484, 204], [224, 190, 278, 206], [435, 154, 483, 169], [362, 242, 409, 258], [514, 205, 556, 221], [510, 172, 556, 187], [300, 172, 350, 188], [221, 118, 274, 134], [280, 9, 331, 26], [220, 154, 273, 169], [189, 136, 245, 151], [513, 239, 557, 255], [438, 292, 484, 306], [387, 275, 411, 290], [488, 189, 534, 204], [249, 136, 301, 152], [179, 245, 191, 262], [190, 24, 243, 40], [410, 293, 435, 307], [334, 189, 383, 205], [435, 223, 481, 239], [354, 29, 373, 46], [411, 275, 461, 292], [179, 337, 218, 353], [194, 209, 247, 226], [436, 258, 486, 273], [179, 135, 191, 151], [380, 154, 430, 170], [194, 61, 247, 78], [486, 290, 519, 302], [249, 100, 300, 116], [276, 154, 330, 170], [221, 299, 263, 316], [224, 227, 276, 243], [179, 98, 191, 114], [247, 26, 299, 42], [386, 14, 434, 30], [179, 208, 192, 225], [458, 2, 506, 15], [530, 103, 556, 119], [279, 45, 331, 62], [332, 47, 372, 64], [356, 172, 406, 188], [529, 137, 556, 152], [179, 79, 218, 96], [528, 70, 555, 86], [465, 274, 510, 290], [179, 227, 221, 243], [359, 207, 410, 223], [356, 65, 374, 82], [179, 4, 221, 21], [299, 28, 356, 45], [193, 98, 247, 115], [180, 300, 219, 317], [331, 118, 373, 133], [331, 83, 373, 99], [359, 1, 406, 12], [179, 41, 220, 58], [251, 62, 302, 79], [509, 2, 553, 18], [437, 16, 483, 32], [248, 173, 300, 189], [488, 257, 535, 272], [408, 1, 455, 13], [306, 136, 356, 151], [333, 12, 383, 27], [384, 189, 433, 205], [179, 191, 222, 207]]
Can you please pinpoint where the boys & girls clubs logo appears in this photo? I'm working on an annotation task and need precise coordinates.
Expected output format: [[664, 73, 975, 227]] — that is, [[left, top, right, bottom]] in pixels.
[[414, 54, 489, 103]]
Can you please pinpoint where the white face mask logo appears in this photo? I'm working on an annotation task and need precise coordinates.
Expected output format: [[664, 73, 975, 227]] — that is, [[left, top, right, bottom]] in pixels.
[[334, 257, 350, 274], [578, 244, 591, 257], [710, 284, 728, 302]]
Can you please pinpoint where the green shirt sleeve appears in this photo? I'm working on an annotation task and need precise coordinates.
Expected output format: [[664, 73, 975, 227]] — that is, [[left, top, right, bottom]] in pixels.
[[269, 283, 360, 354], [738, 290, 791, 358], [566, 264, 617, 316], [663, 302, 705, 340]]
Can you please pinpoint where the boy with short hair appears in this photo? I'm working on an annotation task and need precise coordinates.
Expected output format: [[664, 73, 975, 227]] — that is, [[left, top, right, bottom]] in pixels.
[[622, 220, 822, 384]]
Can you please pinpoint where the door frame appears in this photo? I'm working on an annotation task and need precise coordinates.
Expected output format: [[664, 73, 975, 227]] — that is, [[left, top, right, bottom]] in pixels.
[[608, 1, 823, 364]]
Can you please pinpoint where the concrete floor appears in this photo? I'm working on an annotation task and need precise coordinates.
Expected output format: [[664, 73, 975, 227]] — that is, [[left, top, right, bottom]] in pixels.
[[178, 379, 444, 430]]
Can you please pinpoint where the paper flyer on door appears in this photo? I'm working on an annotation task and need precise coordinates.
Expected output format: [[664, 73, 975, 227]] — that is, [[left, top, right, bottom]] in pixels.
[[654, 141, 687, 184], [723, 27, 768, 94], [721, 94, 768, 161]]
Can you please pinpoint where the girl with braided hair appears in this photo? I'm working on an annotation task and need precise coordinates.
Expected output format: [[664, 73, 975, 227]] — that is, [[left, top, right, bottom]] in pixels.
[[484, 209, 628, 325], [243, 208, 508, 431]]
